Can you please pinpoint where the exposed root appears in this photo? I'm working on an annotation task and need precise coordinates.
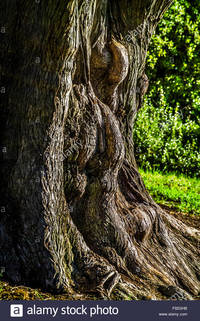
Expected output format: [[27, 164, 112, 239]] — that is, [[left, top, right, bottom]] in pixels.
[[96, 271, 121, 299]]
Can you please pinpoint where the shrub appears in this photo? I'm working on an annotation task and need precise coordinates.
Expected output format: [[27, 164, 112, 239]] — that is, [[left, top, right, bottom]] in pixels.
[[133, 0, 200, 177]]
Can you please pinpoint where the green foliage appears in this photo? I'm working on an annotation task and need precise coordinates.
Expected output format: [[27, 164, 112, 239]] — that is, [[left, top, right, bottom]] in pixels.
[[140, 169, 200, 215], [134, 97, 200, 176], [134, 0, 200, 176]]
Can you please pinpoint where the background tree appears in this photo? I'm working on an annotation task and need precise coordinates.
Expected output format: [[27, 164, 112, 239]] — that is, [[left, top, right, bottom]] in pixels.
[[0, 0, 200, 299], [134, 0, 200, 176]]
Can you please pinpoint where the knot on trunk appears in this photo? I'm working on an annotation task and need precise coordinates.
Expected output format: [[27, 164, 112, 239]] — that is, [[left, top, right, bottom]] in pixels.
[[90, 38, 129, 111]]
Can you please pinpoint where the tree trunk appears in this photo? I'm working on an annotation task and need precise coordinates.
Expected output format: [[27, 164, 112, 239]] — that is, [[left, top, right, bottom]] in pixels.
[[1, 0, 200, 299]]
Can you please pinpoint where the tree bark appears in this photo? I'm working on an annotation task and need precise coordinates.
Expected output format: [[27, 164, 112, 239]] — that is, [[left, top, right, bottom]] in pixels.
[[0, 0, 200, 299]]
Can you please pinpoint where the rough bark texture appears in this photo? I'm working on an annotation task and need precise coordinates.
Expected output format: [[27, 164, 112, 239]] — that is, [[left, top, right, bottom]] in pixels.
[[0, 0, 200, 299]]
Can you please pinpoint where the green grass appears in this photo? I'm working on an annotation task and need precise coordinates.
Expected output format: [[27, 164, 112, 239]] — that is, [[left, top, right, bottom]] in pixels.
[[140, 169, 200, 215]]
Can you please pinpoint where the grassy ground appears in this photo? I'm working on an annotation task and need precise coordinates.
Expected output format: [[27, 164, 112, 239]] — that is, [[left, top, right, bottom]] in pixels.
[[140, 169, 200, 215], [0, 280, 96, 300]]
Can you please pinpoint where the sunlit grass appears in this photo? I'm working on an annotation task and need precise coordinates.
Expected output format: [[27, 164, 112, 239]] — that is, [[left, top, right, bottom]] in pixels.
[[140, 169, 200, 215]]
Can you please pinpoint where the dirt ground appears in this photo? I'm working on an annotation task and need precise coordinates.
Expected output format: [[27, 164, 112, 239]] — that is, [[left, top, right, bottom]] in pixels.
[[160, 204, 200, 229]]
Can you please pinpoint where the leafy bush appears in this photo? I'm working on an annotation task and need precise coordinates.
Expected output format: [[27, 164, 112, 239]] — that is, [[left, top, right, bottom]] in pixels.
[[133, 0, 200, 177]]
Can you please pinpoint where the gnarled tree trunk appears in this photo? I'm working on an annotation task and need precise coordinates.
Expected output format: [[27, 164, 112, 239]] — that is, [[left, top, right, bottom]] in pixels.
[[0, 0, 200, 299]]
